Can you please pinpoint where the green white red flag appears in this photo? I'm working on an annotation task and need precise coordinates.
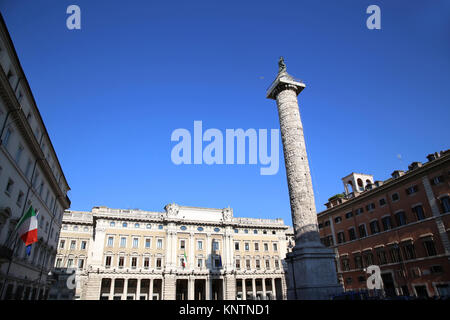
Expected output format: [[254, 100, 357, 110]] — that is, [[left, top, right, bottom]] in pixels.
[[15, 206, 38, 246]]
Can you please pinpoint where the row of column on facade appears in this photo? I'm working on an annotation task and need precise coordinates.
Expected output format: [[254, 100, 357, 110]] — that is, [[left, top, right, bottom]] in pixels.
[[98, 276, 284, 300]]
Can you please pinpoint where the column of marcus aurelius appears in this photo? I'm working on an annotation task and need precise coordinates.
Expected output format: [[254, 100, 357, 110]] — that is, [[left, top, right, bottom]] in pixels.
[[267, 57, 343, 300]]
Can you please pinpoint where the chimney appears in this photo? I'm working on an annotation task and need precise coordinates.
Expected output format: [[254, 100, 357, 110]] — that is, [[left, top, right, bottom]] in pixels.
[[408, 162, 422, 171], [391, 170, 405, 179]]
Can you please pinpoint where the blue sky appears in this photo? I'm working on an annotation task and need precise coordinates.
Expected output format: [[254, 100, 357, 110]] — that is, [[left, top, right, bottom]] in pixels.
[[1, 1, 449, 225]]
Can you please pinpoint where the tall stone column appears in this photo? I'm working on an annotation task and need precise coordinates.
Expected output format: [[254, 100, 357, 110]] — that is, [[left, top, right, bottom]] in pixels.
[[110, 278, 115, 300], [267, 57, 343, 300], [149, 278, 154, 300]]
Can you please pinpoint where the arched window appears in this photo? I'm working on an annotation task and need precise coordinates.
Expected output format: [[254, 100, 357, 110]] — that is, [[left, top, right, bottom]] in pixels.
[[357, 178, 364, 191]]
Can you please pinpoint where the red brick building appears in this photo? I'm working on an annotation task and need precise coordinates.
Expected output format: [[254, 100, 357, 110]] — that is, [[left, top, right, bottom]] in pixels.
[[317, 150, 450, 298]]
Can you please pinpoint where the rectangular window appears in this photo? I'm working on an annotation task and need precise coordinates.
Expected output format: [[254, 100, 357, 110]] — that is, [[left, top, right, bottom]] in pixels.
[[273, 243, 278, 251], [214, 258, 220, 268], [254, 243, 259, 251], [107, 237, 114, 247], [15, 144, 24, 164], [180, 240, 185, 250], [105, 256, 112, 268], [118, 256, 124, 268], [56, 258, 62, 268], [157, 239, 163, 249], [264, 243, 269, 251], [255, 259, 260, 269], [440, 196, 450, 213], [156, 258, 162, 269], [395, 211, 407, 226], [78, 259, 84, 269], [245, 243, 249, 251], [413, 205, 425, 221], [3, 128, 12, 147], [363, 251, 374, 267], [379, 198, 386, 206], [275, 260, 280, 269], [81, 241, 87, 250], [382, 216, 392, 231], [246, 259, 251, 270], [234, 242, 239, 251], [5, 178, 14, 195], [265, 259, 270, 269], [341, 258, 350, 271], [197, 258, 203, 268], [354, 254, 362, 269], [389, 246, 402, 263], [405, 185, 419, 195], [235, 259, 240, 269], [67, 259, 73, 268], [120, 237, 126, 248], [369, 220, 380, 234], [198, 240, 203, 250], [423, 239, 437, 256], [70, 240, 76, 250], [212, 240, 219, 251], [358, 225, 367, 238], [402, 242, 416, 260], [431, 176, 444, 185], [337, 232, 345, 244], [131, 257, 137, 269], [348, 228, 356, 241], [59, 240, 65, 249], [345, 211, 353, 219], [144, 257, 150, 269], [392, 193, 399, 201], [376, 249, 387, 265], [16, 191, 24, 207], [145, 238, 151, 248]]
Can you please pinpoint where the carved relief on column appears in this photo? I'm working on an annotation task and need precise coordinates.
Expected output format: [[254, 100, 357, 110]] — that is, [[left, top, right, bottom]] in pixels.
[[275, 88, 320, 245]]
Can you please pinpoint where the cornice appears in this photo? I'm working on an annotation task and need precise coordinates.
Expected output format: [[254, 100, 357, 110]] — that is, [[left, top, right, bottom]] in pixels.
[[318, 154, 450, 217]]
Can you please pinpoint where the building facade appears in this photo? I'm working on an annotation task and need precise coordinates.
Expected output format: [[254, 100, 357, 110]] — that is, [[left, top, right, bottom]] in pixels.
[[0, 14, 71, 300], [318, 150, 450, 298], [50, 204, 294, 300]]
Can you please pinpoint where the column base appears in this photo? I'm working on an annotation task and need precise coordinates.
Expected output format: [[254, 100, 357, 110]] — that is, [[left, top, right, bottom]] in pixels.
[[286, 242, 343, 300]]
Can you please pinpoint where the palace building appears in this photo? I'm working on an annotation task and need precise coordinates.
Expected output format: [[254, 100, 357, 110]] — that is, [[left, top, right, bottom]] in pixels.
[[318, 150, 450, 298], [49, 204, 294, 300], [0, 14, 71, 300]]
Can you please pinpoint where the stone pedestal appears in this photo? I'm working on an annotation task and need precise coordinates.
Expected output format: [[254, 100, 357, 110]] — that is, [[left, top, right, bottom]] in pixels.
[[267, 58, 343, 300], [285, 245, 343, 300]]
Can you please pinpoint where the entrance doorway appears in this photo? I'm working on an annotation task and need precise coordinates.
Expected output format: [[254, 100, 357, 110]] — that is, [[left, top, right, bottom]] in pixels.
[[381, 273, 396, 297], [176, 279, 188, 300], [194, 279, 206, 300]]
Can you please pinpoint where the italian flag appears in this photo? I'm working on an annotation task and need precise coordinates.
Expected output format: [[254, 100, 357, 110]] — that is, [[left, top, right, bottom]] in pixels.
[[16, 206, 38, 246], [183, 251, 187, 268]]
